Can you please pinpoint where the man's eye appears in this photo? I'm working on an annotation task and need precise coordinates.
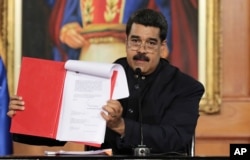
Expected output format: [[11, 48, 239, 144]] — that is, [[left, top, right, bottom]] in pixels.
[[131, 38, 139, 43], [131, 38, 140, 43], [148, 41, 157, 46]]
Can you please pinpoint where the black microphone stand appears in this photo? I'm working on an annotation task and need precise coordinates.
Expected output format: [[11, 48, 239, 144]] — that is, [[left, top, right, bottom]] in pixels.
[[133, 68, 150, 157]]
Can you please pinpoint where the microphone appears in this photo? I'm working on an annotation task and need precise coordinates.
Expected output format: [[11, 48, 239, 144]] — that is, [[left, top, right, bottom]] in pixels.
[[133, 68, 151, 157]]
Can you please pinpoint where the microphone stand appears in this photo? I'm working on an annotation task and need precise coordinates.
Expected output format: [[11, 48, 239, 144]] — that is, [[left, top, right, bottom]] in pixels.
[[133, 68, 150, 157]]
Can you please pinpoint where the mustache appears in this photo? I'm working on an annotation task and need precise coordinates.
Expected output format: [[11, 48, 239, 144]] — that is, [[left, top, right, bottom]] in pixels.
[[133, 53, 150, 62]]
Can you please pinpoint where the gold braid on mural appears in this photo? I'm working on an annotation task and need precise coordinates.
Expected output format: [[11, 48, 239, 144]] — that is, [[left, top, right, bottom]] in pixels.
[[104, 0, 120, 22], [81, 0, 120, 25], [82, 0, 94, 25]]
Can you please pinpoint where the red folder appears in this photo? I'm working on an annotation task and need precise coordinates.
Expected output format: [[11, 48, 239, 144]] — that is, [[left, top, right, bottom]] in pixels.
[[10, 57, 129, 147], [10, 57, 66, 139]]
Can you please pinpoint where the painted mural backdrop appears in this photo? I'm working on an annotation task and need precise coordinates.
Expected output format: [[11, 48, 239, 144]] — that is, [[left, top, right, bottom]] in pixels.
[[22, 0, 198, 78]]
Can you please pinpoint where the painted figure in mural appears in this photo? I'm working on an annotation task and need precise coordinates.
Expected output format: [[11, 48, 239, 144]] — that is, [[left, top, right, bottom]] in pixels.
[[48, 0, 171, 63], [48, 0, 198, 78]]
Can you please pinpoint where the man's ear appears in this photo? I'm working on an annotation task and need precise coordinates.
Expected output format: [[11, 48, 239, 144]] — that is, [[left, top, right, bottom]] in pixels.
[[160, 40, 169, 59]]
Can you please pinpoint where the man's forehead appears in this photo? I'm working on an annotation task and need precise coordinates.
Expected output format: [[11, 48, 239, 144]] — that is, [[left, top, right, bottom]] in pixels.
[[129, 35, 158, 42], [129, 23, 160, 40]]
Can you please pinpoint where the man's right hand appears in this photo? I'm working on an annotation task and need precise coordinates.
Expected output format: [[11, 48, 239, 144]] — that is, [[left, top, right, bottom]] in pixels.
[[7, 95, 25, 118]]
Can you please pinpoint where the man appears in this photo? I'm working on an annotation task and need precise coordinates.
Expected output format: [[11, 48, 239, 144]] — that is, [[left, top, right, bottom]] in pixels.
[[8, 8, 204, 155]]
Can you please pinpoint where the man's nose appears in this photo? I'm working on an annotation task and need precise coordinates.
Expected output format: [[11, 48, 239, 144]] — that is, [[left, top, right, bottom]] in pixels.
[[138, 42, 147, 52]]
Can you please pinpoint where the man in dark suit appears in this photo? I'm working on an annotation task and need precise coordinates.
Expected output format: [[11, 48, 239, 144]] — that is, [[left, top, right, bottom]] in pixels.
[[8, 8, 204, 156]]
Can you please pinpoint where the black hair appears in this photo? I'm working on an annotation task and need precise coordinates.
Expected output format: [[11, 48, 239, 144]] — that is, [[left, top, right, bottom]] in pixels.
[[125, 8, 168, 42]]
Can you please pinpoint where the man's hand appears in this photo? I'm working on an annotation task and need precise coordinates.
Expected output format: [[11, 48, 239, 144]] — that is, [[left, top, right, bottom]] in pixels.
[[7, 95, 25, 118], [101, 100, 125, 136]]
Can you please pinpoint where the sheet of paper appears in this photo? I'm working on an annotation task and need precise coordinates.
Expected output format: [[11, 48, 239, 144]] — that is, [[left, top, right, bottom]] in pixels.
[[65, 60, 116, 78], [110, 64, 129, 99], [56, 71, 109, 145], [56, 60, 129, 145], [65, 60, 129, 99], [44, 148, 112, 156]]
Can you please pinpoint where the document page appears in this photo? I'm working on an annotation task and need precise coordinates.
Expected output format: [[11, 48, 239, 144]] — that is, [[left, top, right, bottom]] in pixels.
[[44, 148, 112, 156], [56, 71, 109, 145], [64, 60, 129, 99], [56, 60, 129, 146]]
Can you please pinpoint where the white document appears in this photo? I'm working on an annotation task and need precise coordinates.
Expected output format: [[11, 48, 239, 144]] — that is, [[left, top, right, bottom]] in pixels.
[[44, 148, 112, 156], [56, 60, 129, 146]]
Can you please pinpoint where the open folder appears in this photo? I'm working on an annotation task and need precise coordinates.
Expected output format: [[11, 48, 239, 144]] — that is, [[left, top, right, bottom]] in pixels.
[[10, 57, 129, 147]]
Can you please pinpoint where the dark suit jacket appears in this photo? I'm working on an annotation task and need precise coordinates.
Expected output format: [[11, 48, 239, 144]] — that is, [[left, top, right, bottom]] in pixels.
[[101, 58, 205, 155]]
